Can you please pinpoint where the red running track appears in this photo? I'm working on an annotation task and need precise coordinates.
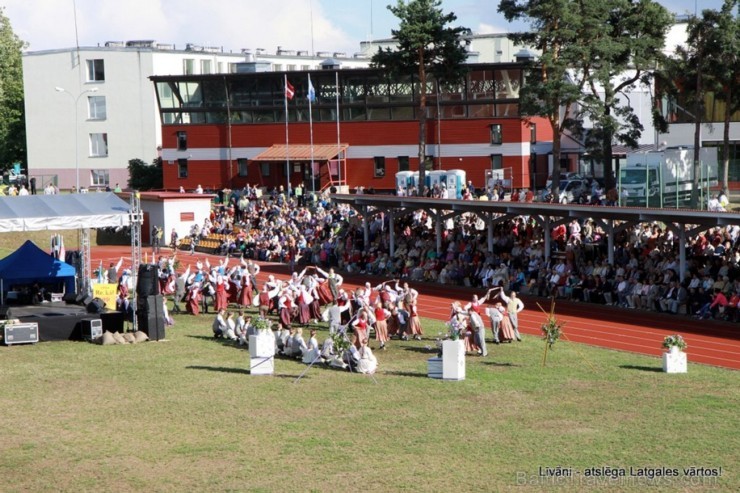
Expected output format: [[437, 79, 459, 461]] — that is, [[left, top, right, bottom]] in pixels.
[[92, 246, 740, 371]]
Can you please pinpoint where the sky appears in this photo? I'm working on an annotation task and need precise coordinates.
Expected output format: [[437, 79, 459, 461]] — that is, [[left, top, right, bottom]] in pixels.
[[2, 0, 727, 56]]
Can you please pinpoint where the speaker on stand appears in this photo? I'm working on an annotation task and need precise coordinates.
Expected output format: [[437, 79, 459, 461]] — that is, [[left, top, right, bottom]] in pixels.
[[136, 264, 160, 298]]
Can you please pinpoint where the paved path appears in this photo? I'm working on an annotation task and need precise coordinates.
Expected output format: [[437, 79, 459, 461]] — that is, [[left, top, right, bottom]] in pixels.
[[91, 246, 740, 370]]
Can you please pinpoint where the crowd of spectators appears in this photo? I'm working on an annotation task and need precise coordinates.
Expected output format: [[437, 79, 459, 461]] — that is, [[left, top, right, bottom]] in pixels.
[[187, 183, 740, 323]]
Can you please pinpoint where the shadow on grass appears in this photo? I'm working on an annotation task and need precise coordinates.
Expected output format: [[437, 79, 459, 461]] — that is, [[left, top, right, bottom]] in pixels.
[[186, 365, 250, 375], [619, 364, 662, 373], [402, 346, 438, 354], [482, 361, 521, 368], [186, 334, 246, 348], [382, 370, 428, 379]]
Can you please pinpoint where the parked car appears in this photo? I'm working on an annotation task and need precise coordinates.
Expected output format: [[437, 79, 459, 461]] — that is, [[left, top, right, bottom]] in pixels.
[[558, 179, 587, 204], [546, 172, 582, 189]]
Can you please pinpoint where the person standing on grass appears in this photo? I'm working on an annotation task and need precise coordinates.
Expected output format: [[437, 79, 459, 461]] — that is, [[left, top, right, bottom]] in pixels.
[[464, 293, 489, 357], [351, 309, 370, 349], [408, 298, 423, 340], [497, 289, 524, 341], [373, 300, 390, 350]]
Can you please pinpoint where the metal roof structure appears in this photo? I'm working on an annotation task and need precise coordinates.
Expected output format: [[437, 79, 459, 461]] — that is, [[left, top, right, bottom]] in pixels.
[[252, 144, 349, 162], [331, 194, 737, 280]]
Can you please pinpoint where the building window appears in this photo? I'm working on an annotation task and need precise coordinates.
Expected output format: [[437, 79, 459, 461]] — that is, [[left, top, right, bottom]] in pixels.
[[490, 124, 503, 145], [260, 162, 271, 176], [178, 158, 188, 178], [398, 156, 409, 172], [89, 133, 108, 157], [201, 60, 212, 74], [86, 59, 105, 82], [237, 158, 248, 177], [177, 131, 188, 151], [228, 63, 238, 73], [491, 154, 503, 170], [88, 96, 106, 120], [530, 123, 537, 143], [373, 156, 386, 178], [273, 64, 283, 72], [218, 62, 225, 73], [183, 59, 195, 75], [91, 169, 109, 187]]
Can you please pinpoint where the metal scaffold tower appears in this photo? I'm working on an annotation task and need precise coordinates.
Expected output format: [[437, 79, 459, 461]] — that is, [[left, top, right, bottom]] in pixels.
[[129, 192, 143, 331], [78, 229, 92, 296]]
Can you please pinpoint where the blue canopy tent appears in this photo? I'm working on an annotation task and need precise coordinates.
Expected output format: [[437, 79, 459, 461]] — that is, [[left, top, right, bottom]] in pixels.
[[0, 240, 76, 303]]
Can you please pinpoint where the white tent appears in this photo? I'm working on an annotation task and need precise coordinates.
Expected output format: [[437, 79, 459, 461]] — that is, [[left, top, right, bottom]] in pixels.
[[0, 193, 131, 232]]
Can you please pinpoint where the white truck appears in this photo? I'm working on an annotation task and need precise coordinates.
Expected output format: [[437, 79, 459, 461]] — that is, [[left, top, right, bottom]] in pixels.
[[618, 147, 718, 208]]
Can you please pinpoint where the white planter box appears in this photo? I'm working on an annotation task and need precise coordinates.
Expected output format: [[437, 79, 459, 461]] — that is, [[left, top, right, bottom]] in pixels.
[[249, 332, 275, 358], [662, 349, 687, 373], [249, 332, 275, 375], [442, 340, 466, 380], [427, 357, 443, 379]]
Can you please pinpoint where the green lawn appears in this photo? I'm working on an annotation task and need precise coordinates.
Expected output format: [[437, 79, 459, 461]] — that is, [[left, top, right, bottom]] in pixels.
[[0, 311, 737, 492]]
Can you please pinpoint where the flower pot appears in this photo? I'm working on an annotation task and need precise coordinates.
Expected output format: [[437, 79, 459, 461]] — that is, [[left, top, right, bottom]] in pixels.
[[249, 331, 275, 375], [441, 339, 465, 380], [662, 348, 687, 373]]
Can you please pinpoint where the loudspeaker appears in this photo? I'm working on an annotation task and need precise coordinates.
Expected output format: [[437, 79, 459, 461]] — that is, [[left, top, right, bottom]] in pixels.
[[137, 264, 160, 297], [87, 297, 106, 314], [76, 293, 91, 305], [136, 294, 165, 341], [81, 319, 103, 341], [63, 292, 78, 304]]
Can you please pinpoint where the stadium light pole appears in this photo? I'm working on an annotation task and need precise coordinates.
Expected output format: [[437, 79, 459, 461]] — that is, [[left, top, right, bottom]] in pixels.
[[55, 86, 98, 192]]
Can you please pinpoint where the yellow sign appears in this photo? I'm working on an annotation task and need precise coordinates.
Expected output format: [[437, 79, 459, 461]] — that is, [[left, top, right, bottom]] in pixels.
[[93, 283, 118, 310]]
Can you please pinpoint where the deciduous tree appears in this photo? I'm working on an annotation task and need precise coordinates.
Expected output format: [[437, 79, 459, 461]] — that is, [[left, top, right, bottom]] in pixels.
[[0, 7, 27, 171]]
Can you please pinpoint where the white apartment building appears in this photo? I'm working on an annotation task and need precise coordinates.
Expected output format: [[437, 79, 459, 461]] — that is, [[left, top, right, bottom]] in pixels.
[[22, 41, 370, 190]]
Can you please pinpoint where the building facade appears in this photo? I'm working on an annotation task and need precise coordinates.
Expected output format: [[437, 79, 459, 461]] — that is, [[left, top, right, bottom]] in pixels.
[[152, 63, 553, 193], [22, 41, 369, 190]]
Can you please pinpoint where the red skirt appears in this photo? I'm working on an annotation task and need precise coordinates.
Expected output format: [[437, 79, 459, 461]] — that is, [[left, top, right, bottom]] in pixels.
[[317, 283, 333, 305]]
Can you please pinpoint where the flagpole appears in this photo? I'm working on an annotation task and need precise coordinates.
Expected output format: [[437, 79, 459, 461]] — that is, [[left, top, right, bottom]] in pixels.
[[308, 74, 315, 194], [335, 70, 341, 189], [284, 74, 290, 193]]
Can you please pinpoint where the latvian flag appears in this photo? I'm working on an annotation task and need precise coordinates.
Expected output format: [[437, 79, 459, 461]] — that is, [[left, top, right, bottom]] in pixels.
[[285, 80, 295, 100]]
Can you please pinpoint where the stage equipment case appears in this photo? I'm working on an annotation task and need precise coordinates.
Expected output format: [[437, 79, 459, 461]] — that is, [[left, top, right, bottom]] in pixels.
[[4, 322, 39, 345]]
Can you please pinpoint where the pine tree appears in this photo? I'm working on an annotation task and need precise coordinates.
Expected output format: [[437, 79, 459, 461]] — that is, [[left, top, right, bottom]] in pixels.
[[372, 0, 471, 196]]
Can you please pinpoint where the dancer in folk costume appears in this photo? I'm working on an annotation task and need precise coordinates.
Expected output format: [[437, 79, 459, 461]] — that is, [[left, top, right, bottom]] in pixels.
[[315, 266, 343, 302], [212, 266, 230, 312], [304, 273, 323, 322], [258, 283, 278, 318], [491, 301, 515, 342], [185, 282, 202, 316], [451, 301, 478, 354], [407, 298, 423, 340], [237, 261, 255, 308], [498, 289, 524, 341], [386, 302, 399, 338], [464, 291, 492, 356], [295, 282, 314, 327], [351, 309, 370, 349], [373, 300, 391, 350], [277, 284, 295, 330]]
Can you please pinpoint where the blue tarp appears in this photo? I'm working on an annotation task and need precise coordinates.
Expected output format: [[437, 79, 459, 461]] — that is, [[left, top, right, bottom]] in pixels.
[[0, 240, 76, 294]]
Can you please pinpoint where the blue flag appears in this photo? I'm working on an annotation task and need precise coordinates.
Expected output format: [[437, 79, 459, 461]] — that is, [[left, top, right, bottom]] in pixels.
[[307, 76, 316, 102]]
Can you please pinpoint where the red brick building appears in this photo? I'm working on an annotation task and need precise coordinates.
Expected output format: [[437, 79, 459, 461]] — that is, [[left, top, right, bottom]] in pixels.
[[151, 63, 553, 192]]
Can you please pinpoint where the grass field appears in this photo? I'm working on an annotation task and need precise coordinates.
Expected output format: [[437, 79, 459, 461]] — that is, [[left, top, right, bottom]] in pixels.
[[0, 309, 737, 493]]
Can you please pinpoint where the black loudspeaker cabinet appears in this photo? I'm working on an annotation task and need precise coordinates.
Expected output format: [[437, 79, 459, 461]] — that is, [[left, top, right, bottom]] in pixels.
[[63, 292, 78, 304], [137, 294, 165, 341], [137, 264, 160, 297], [87, 297, 106, 314], [81, 319, 103, 341]]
